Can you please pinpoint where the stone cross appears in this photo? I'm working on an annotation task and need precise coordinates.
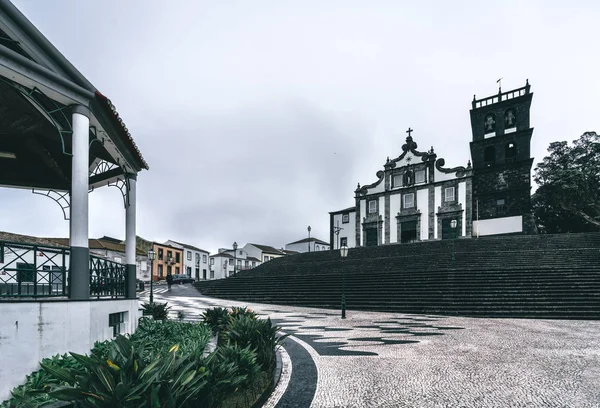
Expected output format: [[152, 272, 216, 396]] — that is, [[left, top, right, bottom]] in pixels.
[[406, 127, 413, 137]]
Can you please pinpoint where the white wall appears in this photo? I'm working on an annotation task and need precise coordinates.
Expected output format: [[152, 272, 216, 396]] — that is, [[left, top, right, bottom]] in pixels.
[[331, 211, 357, 249], [459, 181, 467, 236], [379, 196, 385, 242], [434, 186, 442, 239], [0, 299, 139, 401], [473, 216, 523, 236], [359, 200, 366, 246], [417, 189, 429, 240], [433, 167, 459, 182], [389, 194, 400, 243]]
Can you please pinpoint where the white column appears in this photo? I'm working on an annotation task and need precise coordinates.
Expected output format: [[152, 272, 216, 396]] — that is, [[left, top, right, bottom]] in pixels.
[[125, 174, 137, 298], [69, 106, 90, 300]]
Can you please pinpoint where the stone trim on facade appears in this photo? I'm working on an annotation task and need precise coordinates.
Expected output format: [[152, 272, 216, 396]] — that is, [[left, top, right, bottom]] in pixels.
[[396, 211, 422, 242]]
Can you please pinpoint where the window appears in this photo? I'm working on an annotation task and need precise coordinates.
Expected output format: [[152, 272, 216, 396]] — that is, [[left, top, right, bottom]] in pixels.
[[368, 200, 377, 214], [210, 258, 214, 265], [167, 250, 172, 261], [403, 193, 414, 208], [340, 237, 348, 247], [342, 213, 349, 223], [484, 113, 496, 133], [237, 259, 241, 266], [175, 267, 180, 274], [158, 248, 163, 260], [316, 245, 320, 251], [496, 198, 506, 213], [245, 260, 249, 268], [187, 251, 192, 261], [210, 270, 214, 279], [484, 146, 496, 167], [505, 142, 517, 159], [393, 174, 403, 188], [445, 187, 455, 202], [186, 266, 191, 275], [415, 170, 426, 184], [203, 254, 207, 263], [158, 264, 163, 278], [252, 261, 256, 267], [264, 256, 269, 261], [175, 252, 180, 263], [109, 312, 125, 338]]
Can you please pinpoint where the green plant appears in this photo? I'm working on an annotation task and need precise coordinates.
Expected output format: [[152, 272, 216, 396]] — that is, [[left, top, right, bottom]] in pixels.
[[225, 316, 288, 370], [201, 307, 231, 335], [230, 306, 257, 320], [141, 302, 171, 320], [177, 310, 186, 321]]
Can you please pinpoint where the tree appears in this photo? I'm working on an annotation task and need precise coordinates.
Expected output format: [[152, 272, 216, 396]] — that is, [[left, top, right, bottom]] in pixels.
[[532, 131, 600, 233]]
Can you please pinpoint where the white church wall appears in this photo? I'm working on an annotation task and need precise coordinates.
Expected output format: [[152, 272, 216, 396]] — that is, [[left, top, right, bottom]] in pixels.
[[459, 181, 467, 236], [433, 168, 458, 182], [473, 216, 523, 236], [366, 181, 385, 194], [417, 189, 429, 240], [389, 194, 400, 243], [359, 200, 366, 246], [434, 186, 442, 239], [0, 299, 139, 401], [379, 196, 385, 240]]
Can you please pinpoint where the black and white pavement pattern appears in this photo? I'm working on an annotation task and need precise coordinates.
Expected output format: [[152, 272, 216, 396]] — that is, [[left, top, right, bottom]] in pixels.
[[139, 284, 600, 408]]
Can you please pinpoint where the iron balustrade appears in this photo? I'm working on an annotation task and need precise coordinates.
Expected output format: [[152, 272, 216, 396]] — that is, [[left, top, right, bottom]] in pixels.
[[0, 240, 67, 297], [89, 255, 126, 299]]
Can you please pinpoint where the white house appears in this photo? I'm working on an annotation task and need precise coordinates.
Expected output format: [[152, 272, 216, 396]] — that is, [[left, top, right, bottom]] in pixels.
[[285, 238, 331, 253], [243, 243, 284, 263], [164, 240, 210, 281], [209, 247, 261, 279]]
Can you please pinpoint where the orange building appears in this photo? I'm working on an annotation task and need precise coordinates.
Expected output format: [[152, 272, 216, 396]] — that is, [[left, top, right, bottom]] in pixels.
[[150, 242, 183, 281]]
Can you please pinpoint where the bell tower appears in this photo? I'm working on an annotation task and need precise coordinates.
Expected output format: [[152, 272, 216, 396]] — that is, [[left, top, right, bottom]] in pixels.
[[469, 80, 535, 236]]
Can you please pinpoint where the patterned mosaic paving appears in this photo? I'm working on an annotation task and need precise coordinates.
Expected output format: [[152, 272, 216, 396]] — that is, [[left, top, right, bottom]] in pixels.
[[140, 285, 600, 407]]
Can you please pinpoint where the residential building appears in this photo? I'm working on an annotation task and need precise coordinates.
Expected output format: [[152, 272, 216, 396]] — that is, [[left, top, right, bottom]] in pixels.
[[285, 238, 330, 253], [164, 240, 210, 281], [209, 247, 261, 279], [243, 243, 284, 263], [330, 81, 535, 249], [150, 242, 183, 281]]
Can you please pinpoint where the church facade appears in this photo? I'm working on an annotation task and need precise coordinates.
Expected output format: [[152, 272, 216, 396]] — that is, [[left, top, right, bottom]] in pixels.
[[330, 81, 535, 249]]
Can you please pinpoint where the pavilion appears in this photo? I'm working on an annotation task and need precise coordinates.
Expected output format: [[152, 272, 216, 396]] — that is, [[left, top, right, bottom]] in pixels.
[[0, 0, 148, 398]]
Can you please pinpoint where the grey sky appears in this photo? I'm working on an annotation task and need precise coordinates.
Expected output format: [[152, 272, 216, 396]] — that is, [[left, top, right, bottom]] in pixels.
[[2, 0, 599, 253]]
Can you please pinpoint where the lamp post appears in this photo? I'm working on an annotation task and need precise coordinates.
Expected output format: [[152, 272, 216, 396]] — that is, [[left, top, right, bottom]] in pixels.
[[307, 226, 311, 252], [233, 242, 238, 277], [340, 245, 348, 319], [148, 249, 155, 303], [450, 219, 457, 266]]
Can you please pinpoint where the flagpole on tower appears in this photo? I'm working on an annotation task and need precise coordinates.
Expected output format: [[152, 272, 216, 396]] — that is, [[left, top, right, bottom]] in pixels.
[[497, 77, 502, 93]]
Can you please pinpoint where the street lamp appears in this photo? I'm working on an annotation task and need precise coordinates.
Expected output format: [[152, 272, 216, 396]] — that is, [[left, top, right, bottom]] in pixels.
[[147, 249, 155, 303], [450, 219, 457, 265], [307, 226, 311, 252], [340, 245, 349, 319], [232, 242, 238, 277]]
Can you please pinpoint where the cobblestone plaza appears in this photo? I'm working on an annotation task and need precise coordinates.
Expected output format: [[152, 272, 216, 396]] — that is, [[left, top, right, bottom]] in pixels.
[[143, 285, 600, 407]]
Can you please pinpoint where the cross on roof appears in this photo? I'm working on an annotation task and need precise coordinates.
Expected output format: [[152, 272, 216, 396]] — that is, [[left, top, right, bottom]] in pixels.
[[406, 127, 413, 137]]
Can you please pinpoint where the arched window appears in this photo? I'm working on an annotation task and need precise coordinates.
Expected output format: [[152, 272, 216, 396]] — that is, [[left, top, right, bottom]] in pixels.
[[505, 142, 517, 160], [315, 245, 320, 251], [484, 114, 496, 133], [504, 109, 516, 128], [484, 146, 496, 167]]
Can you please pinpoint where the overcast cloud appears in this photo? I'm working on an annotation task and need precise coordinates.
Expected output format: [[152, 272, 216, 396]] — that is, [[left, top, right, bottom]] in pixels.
[[2, 0, 599, 253]]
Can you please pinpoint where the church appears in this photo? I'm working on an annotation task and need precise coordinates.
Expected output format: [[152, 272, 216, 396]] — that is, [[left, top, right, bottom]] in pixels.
[[329, 81, 536, 249]]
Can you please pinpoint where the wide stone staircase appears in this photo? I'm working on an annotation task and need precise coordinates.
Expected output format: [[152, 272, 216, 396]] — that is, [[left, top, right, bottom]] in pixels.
[[195, 233, 600, 319]]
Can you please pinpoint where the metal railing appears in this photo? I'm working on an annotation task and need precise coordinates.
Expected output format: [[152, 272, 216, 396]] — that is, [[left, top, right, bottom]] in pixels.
[[0, 240, 68, 297], [90, 255, 126, 299], [1, 240, 127, 299], [472, 82, 531, 109]]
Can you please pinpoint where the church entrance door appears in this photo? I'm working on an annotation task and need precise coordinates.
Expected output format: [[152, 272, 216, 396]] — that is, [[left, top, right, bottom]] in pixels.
[[400, 221, 418, 243], [365, 227, 378, 247], [441, 219, 459, 239]]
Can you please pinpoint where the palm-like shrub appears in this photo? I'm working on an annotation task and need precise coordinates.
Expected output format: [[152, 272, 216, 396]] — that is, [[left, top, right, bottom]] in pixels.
[[230, 306, 257, 320], [141, 302, 171, 320], [201, 307, 231, 335], [225, 316, 288, 370]]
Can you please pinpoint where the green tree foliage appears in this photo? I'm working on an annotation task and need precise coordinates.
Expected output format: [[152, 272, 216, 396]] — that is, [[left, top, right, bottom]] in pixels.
[[533, 131, 600, 233]]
